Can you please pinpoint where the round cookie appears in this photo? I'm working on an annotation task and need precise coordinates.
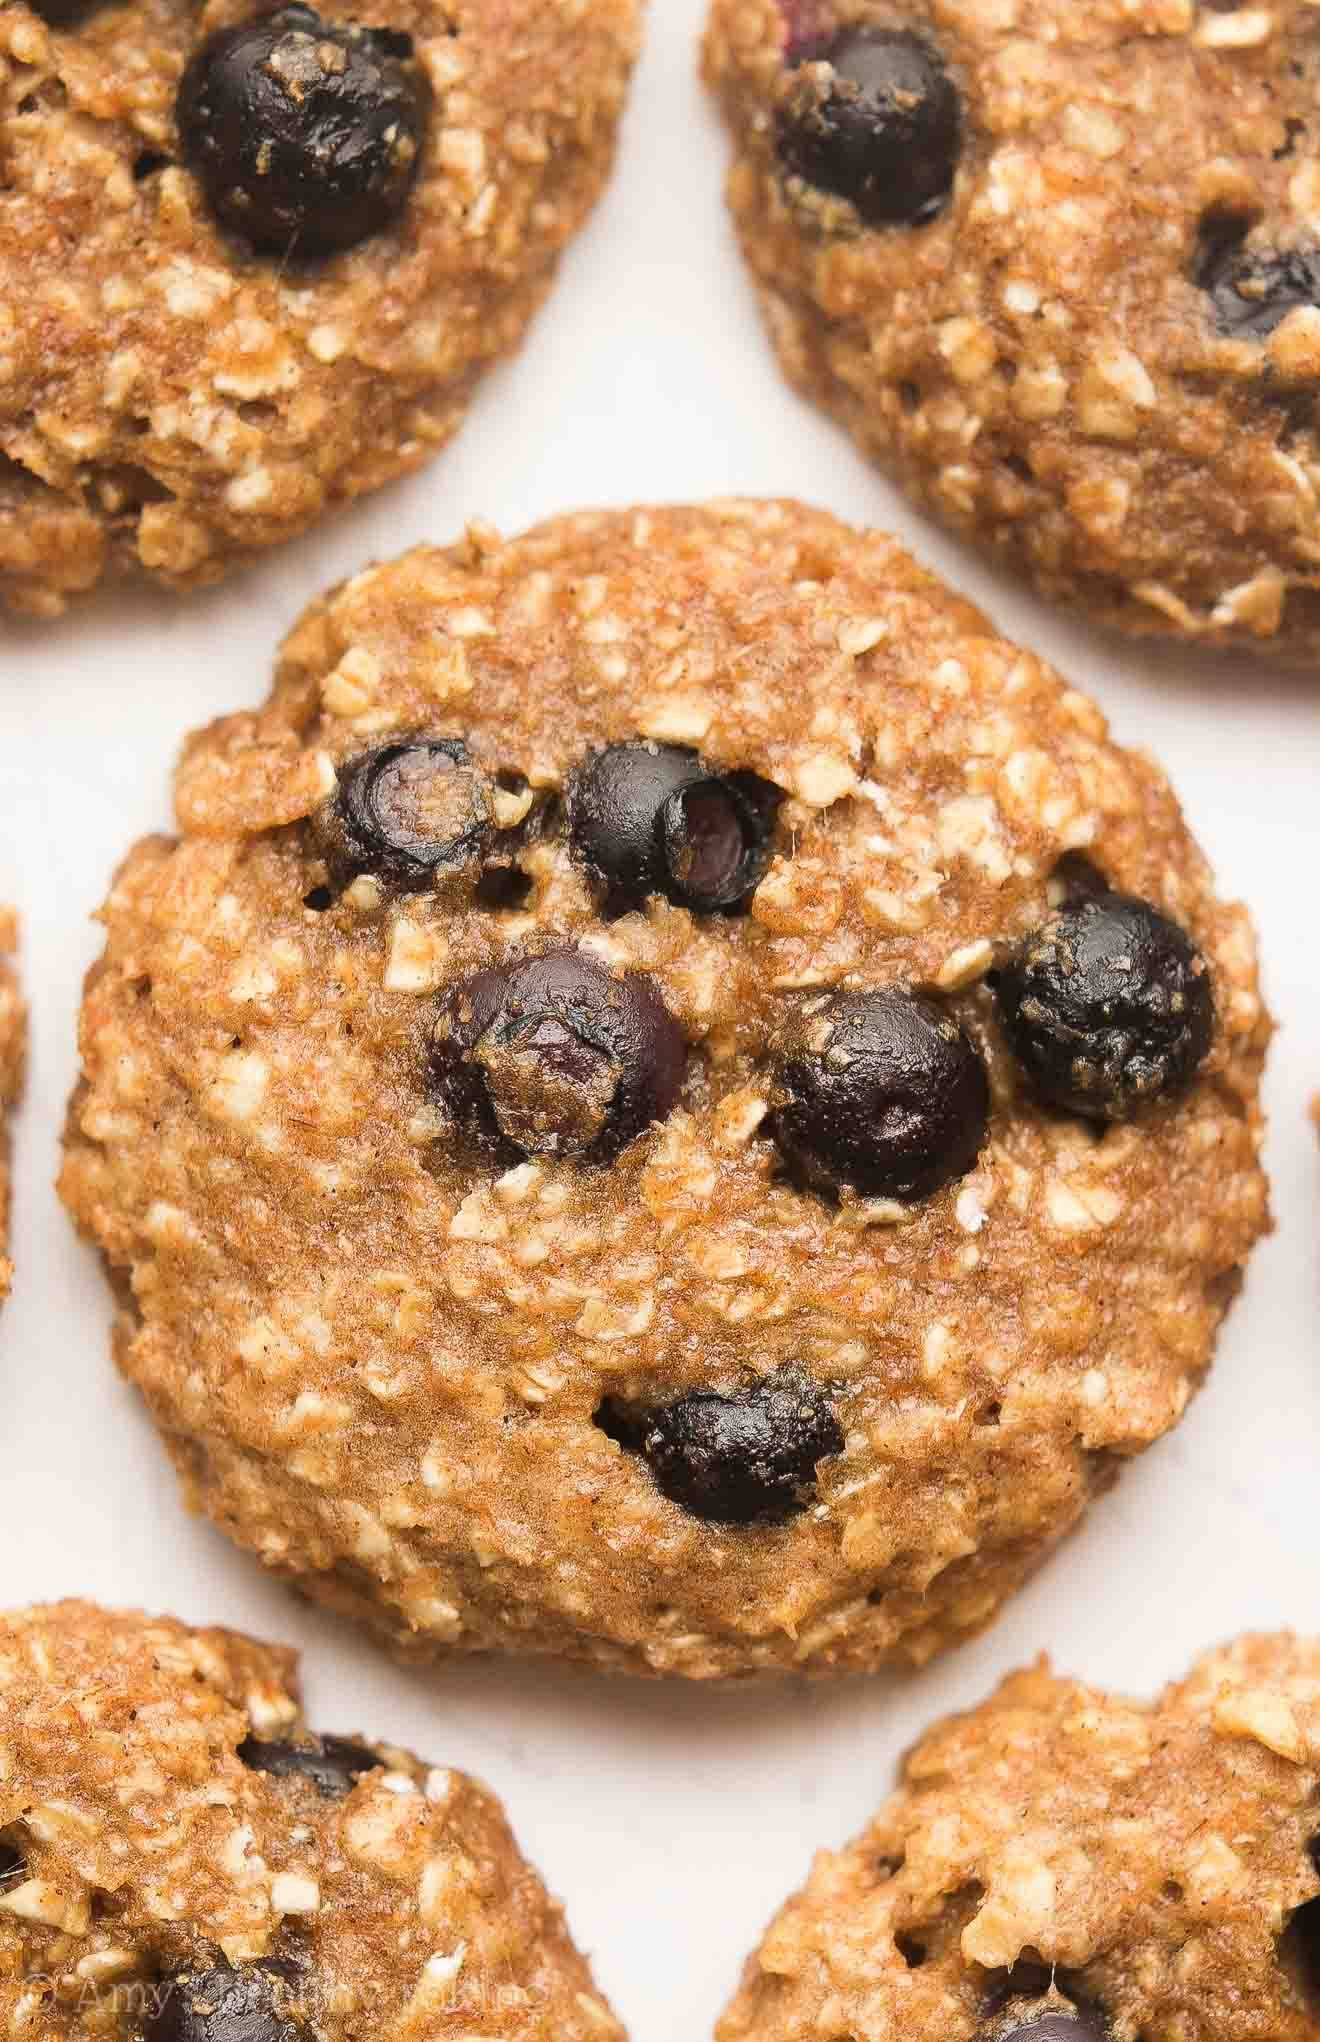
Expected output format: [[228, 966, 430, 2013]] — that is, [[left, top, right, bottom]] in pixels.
[[0, 909, 23, 1301], [0, 1601, 623, 2040], [717, 1633, 1320, 2041], [705, 0, 1320, 658], [0, 0, 638, 617], [59, 499, 1271, 1680]]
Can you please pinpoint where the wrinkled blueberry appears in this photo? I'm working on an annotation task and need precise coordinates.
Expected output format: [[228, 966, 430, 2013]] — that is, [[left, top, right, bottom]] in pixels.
[[990, 2006, 1107, 2042], [145, 1962, 306, 2042], [993, 890, 1214, 1121], [771, 985, 989, 1201], [0, 1841, 24, 1890], [321, 740, 493, 890], [1200, 231, 1320, 340], [177, 5, 431, 257], [568, 742, 777, 917], [778, 27, 960, 226], [432, 948, 686, 1163], [238, 1731, 378, 1797], [598, 1369, 843, 1524]]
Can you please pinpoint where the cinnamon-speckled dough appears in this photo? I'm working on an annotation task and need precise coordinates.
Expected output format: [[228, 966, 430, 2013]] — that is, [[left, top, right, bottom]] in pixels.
[[718, 1633, 1320, 2041], [0, 0, 637, 617], [59, 500, 1270, 1680], [0, 1601, 622, 2040], [0, 910, 23, 1301], [705, 0, 1320, 657]]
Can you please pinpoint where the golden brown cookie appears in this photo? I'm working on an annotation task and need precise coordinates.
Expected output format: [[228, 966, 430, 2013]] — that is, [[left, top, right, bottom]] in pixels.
[[0, 1601, 623, 2040], [0, 0, 638, 616], [705, 0, 1320, 657], [60, 500, 1270, 1680], [718, 1634, 1320, 2041], [0, 909, 23, 1300]]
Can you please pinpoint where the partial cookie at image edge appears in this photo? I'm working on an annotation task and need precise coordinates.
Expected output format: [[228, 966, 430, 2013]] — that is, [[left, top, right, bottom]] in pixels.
[[0, 0, 639, 616], [717, 1632, 1320, 2042], [0, 910, 23, 1301], [704, 0, 1320, 659], [0, 1600, 625, 2041]]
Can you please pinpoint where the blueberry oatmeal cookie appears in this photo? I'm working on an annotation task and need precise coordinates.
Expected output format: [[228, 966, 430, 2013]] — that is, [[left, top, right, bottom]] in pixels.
[[0, 1601, 623, 2040], [705, 0, 1320, 657], [59, 500, 1270, 1680], [0, 909, 22, 1300], [0, 0, 638, 617], [718, 1633, 1320, 2041]]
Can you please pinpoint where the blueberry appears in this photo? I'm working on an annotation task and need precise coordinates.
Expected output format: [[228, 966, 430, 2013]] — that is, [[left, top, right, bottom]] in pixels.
[[24, 0, 92, 23], [144, 1963, 307, 2042], [1199, 232, 1320, 339], [237, 1731, 378, 1797], [177, 5, 431, 257], [778, 27, 960, 227], [321, 740, 493, 890], [598, 1369, 843, 1524], [993, 890, 1214, 1121], [567, 743, 777, 917], [0, 1841, 24, 1891], [432, 948, 686, 1163], [990, 2007, 1107, 2042], [771, 985, 989, 1201]]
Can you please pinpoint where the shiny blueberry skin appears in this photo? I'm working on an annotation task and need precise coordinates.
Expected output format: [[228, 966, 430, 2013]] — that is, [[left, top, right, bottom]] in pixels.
[[778, 27, 961, 227], [177, 5, 431, 256], [1199, 230, 1320, 340], [993, 890, 1214, 1121], [989, 2007, 1107, 2042], [0, 1841, 24, 1891], [771, 985, 989, 1201], [144, 1963, 307, 2042], [598, 1369, 844, 1525], [568, 742, 777, 917], [431, 948, 687, 1164], [24, 0, 92, 23], [321, 740, 493, 889], [237, 1731, 378, 1797]]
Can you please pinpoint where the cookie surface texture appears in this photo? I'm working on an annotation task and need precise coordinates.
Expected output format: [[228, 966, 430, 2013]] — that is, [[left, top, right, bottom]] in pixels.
[[59, 500, 1271, 1679]]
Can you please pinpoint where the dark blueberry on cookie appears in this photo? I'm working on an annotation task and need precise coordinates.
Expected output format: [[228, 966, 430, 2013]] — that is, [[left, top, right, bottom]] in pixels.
[[1200, 235, 1320, 340], [0, 1841, 24, 1890], [993, 891, 1214, 1121], [238, 1730, 377, 1796], [432, 948, 686, 1163], [599, 1369, 843, 1524], [322, 740, 493, 890], [25, 0, 92, 23], [771, 986, 989, 1201], [145, 1962, 306, 2042], [177, 5, 431, 257], [567, 742, 776, 917], [990, 2006, 1107, 2042], [778, 28, 960, 227]]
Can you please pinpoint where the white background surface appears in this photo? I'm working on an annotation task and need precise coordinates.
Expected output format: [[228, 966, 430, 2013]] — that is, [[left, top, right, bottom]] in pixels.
[[1, 1, 1318, 2033]]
